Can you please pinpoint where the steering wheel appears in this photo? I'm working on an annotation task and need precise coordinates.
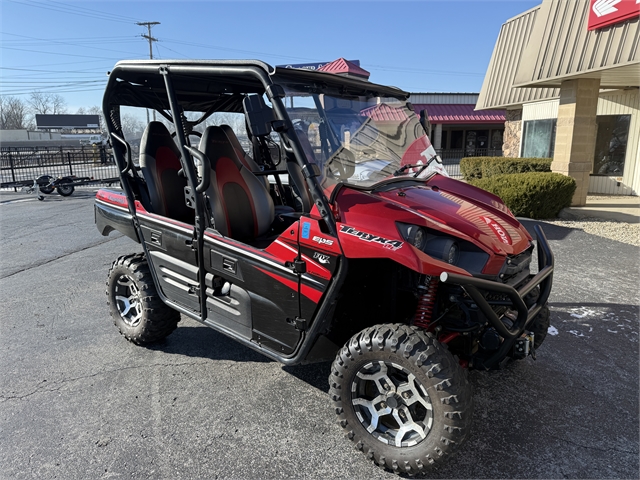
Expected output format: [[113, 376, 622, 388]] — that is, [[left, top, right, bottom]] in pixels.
[[325, 146, 356, 180]]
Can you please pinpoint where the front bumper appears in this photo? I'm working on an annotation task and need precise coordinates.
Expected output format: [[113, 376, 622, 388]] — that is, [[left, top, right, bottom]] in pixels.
[[439, 224, 554, 368]]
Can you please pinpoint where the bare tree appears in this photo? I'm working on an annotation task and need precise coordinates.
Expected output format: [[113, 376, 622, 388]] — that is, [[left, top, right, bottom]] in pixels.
[[204, 112, 246, 135], [121, 113, 145, 138], [28, 91, 67, 115], [87, 105, 107, 133], [0, 96, 29, 129], [50, 94, 67, 114], [76, 107, 86, 115]]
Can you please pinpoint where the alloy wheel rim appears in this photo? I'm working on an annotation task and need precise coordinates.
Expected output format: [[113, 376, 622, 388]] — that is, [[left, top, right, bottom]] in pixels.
[[351, 360, 433, 447], [114, 274, 143, 327]]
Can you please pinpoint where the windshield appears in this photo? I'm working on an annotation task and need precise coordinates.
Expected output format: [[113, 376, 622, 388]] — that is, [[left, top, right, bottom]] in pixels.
[[282, 87, 448, 190]]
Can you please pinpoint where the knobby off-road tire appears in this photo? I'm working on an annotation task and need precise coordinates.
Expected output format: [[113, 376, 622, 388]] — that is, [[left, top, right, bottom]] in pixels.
[[329, 324, 473, 474], [106, 253, 180, 344], [528, 303, 550, 349]]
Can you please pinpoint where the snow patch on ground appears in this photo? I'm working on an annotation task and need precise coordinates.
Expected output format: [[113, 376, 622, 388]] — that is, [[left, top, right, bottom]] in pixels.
[[548, 326, 559, 336], [548, 304, 639, 343]]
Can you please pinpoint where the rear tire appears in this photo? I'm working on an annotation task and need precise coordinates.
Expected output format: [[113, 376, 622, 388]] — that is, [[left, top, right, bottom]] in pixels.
[[106, 253, 180, 344], [329, 324, 473, 474]]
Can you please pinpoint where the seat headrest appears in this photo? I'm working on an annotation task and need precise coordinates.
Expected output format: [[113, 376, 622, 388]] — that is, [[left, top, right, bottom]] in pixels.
[[243, 95, 273, 137], [140, 121, 179, 156], [200, 125, 244, 169]]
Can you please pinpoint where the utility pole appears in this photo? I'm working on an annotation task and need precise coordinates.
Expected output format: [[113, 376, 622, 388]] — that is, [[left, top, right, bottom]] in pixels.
[[137, 21, 160, 122]]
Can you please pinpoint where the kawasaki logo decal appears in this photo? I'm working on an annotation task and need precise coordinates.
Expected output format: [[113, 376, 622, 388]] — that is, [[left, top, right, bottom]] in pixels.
[[340, 225, 403, 251]]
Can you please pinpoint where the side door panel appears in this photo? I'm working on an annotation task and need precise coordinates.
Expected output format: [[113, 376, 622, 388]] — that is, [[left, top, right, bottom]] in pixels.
[[203, 216, 343, 356], [137, 212, 201, 313], [204, 232, 302, 354]]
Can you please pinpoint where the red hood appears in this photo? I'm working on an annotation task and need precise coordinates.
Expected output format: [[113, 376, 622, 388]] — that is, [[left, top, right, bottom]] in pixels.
[[335, 175, 532, 258]]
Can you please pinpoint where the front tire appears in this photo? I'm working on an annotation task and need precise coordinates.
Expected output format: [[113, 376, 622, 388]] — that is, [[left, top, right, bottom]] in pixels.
[[528, 304, 550, 349], [329, 324, 473, 474], [106, 253, 180, 344]]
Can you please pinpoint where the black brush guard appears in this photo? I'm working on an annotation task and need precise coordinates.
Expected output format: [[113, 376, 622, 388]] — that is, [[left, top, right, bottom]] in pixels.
[[440, 224, 554, 369]]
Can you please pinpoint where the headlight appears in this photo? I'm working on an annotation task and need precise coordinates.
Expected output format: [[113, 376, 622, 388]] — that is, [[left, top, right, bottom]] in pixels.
[[397, 222, 488, 273], [409, 225, 426, 250], [424, 237, 459, 265], [447, 242, 459, 264], [397, 223, 427, 250]]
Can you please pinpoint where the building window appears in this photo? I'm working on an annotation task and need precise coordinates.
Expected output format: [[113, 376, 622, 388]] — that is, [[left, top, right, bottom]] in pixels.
[[491, 130, 503, 149], [450, 130, 464, 149], [521, 119, 556, 158], [593, 115, 631, 176]]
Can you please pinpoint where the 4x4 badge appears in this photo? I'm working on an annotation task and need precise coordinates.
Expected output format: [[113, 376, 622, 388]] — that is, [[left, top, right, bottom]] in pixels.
[[340, 225, 403, 250], [313, 252, 330, 264]]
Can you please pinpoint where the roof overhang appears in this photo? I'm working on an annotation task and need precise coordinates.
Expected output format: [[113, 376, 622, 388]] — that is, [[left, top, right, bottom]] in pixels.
[[514, 61, 640, 89], [413, 104, 505, 124]]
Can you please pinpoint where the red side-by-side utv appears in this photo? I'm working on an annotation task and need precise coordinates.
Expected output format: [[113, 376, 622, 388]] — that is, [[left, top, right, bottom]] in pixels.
[[95, 60, 553, 474]]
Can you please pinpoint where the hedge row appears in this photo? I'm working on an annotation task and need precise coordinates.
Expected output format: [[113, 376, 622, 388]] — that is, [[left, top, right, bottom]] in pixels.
[[470, 172, 576, 219], [460, 157, 552, 181]]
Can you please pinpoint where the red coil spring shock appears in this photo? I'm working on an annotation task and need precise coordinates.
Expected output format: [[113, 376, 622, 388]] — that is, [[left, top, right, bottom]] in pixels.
[[413, 277, 438, 330]]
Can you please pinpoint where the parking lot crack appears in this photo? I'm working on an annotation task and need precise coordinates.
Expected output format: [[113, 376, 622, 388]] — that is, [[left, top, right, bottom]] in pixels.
[[545, 433, 638, 456], [0, 235, 122, 280], [0, 361, 205, 402]]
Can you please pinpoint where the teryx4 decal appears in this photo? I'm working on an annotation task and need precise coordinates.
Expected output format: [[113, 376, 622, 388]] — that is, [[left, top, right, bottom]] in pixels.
[[340, 225, 403, 250]]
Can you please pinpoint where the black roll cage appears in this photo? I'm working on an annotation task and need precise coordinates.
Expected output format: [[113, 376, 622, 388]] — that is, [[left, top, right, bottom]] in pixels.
[[102, 60, 389, 364], [102, 60, 342, 238]]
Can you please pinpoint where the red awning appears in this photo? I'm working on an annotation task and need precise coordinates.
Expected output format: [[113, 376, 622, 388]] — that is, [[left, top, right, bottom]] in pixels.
[[412, 104, 505, 124], [360, 103, 408, 122]]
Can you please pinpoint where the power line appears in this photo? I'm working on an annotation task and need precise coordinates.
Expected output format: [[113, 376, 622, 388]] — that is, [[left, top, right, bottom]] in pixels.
[[0, 87, 106, 96], [8, 0, 140, 24], [0, 32, 144, 57], [0, 46, 132, 60], [161, 37, 314, 62], [45, 0, 140, 22], [2, 59, 119, 69], [0, 66, 106, 73]]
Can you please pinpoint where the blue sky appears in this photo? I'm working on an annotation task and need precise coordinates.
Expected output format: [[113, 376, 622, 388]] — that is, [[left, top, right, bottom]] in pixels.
[[1, 0, 540, 111]]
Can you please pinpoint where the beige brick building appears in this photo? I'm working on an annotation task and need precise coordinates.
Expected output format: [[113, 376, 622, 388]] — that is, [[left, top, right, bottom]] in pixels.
[[476, 0, 640, 204]]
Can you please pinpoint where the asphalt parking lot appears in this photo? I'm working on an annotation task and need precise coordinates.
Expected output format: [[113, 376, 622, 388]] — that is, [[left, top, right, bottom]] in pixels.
[[0, 189, 638, 479]]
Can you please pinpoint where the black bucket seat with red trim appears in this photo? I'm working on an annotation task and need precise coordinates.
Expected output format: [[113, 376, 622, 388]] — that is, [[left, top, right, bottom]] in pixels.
[[139, 121, 194, 224], [219, 124, 269, 190], [199, 125, 274, 241]]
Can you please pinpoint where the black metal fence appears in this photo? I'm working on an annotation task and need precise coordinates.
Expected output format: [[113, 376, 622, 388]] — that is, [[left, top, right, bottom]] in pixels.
[[0, 145, 120, 190], [437, 148, 502, 178], [0, 144, 504, 190]]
